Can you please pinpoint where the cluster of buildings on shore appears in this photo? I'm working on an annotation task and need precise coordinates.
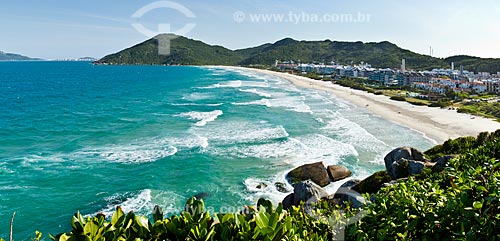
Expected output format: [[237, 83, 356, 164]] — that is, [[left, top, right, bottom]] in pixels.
[[275, 60, 500, 95]]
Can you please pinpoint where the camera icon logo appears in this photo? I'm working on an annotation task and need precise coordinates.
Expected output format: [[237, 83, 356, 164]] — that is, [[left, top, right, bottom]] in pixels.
[[131, 1, 196, 55]]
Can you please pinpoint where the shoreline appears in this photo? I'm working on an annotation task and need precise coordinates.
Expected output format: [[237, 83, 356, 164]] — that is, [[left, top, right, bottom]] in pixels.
[[219, 66, 500, 144]]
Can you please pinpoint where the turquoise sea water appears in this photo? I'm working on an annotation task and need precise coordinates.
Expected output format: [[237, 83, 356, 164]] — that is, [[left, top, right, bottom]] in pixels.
[[0, 61, 434, 239]]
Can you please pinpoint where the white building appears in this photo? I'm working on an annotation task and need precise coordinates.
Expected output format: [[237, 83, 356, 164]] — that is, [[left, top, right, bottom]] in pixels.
[[483, 79, 500, 93]]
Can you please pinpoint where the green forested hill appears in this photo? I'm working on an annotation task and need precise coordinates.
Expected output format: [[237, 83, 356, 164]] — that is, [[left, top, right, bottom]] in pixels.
[[96, 34, 244, 65], [445, 55, 500, 73], [239, 39, 447, 69], [96, 34, 500, 72]]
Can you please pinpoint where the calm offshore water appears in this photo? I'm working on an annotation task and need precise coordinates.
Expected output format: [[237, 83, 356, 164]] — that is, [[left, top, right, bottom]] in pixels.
[[0, 61, 434, 239]]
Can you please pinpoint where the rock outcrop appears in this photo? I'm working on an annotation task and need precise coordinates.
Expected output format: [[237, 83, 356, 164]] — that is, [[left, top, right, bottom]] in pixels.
[[274, 182, 290, 193], [286, 162, 330, 187], [333, 187, 366, 208], [384, 147, 429, 180], [282, 180, 328, 209], [331, 180, 367, 208], [193, 192, 210, 200], [327, 165, 352, 182], [352, 171, 392, 194], [282, 193, 295, 210], [431, 155, 455, 172], [293, 180, 329, 204]]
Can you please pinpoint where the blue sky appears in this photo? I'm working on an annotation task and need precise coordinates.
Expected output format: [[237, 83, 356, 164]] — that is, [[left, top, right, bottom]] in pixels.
[[1, 0, 499, 59]]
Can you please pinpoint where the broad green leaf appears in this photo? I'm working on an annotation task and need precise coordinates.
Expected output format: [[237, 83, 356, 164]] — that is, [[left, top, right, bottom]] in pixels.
[[473, 201, 483, 209], [135, 216, 150, 230], [111, 207, 125, 227]]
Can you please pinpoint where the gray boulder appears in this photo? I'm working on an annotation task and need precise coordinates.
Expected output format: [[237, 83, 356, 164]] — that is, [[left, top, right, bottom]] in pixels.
[[384, 147, 429, 179], [329, 179, 365, 208], [408, 159, 425, 175], [193, 192, 210, 200], [327, 165, 352, 182], [274, 182, 290, 193], [293, 180, 329, 205], [281, 180, 328, 209], [334, 187, 366, 208], [431, 155, 455, 172], [286, 162, 330, 187], [389, 158, 427, 180], [256, 183, 267, 189], [282, 193, 294, 210]]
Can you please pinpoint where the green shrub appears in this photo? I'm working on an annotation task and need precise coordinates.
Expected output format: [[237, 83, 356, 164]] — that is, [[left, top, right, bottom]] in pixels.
[[458, 101, 500, 119], [390, 96, 406, 101], [406, 99, 429, 106], [429, 101, 451, 108], [348, 132, 500, 240], [42, 197, 338, 241], [424, 131, 499, 160]]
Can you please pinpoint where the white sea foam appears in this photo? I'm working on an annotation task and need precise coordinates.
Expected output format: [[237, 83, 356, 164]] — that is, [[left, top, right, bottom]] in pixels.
[[182, 92, 213, 101], [238, 88, 272, 98], [197, 135, 209, 148], [193, 121, 289, 146], [168, 134, 210, 149], [176, 110, 223, 127], [171, 103, 223, 107], [244, 178, 273, 193], [0, 185, 36, 191], [98, 189, 152, 217], [243, 176, 293, 204], [216, 140, 296, 159], [290, 134, 359, 165], [94, 189, 182, 217], [8, 154, 69, 172], [322, 111, 390, 152], [201, 80, 270, 89], [207, 69, 230, 76], [80, 143, 178, 164], [234, 96, 313, 114], [216, 134, 357, 164], [0, 165, 14, 174], [233, 94, 294, 108], [99, 147, 177, 163], [15, 133, 212, 167], [229, 70, 274, 82]]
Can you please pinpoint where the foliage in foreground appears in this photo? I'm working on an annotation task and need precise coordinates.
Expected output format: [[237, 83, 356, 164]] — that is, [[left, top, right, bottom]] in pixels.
[[3, 132, 500, 240], [348, 131, 500, 240], [43, 198, 337, 241]]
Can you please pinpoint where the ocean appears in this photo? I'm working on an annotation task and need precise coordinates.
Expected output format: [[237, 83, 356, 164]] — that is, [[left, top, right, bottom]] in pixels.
[[0, 61, 434, 239]]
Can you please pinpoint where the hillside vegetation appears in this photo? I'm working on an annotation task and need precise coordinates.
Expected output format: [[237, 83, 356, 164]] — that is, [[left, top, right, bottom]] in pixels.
[[96, 35, 500, 73], [445, 55, 500, 74], [97, 34, 243, 65], [6, 131, 500, 240]]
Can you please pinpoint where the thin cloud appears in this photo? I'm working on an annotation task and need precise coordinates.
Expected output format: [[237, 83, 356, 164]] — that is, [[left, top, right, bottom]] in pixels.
[[76, 13, 132, 25]]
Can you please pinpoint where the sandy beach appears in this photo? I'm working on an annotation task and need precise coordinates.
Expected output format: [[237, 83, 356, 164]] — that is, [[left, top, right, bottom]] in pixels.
[[222, 66, 500, 144]]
